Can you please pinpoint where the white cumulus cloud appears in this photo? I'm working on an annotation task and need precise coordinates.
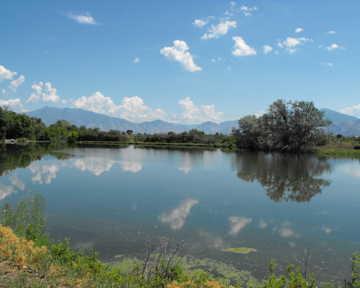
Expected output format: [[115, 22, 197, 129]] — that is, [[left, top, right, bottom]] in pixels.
[[321, 62, 333, 66], [0, 98, 24, 111], [32, 82, 43, 94], [42, 82, 60, 102], [179, 97, 224, 124], [67, 12, 99, 25], [8, 75, 25, 92], [228, 4, 258, 17], [160, 40, 202, 72], [201, 20, 237, 39], [118, 96, 167, 122], [232, 36, 256, 56], [193, 17, 214, 28], [339, 104, 360, 118], [26, 81, 61, 103], [72, 92, 167, 123], [326, 43, 345, 51], [277, 37, 311, 54], [134, 57, 140, 63], [72, 91, 117, 115], [263, 45, 273, 54], [0, 65, 17, 82], [295, 27, 303, 33]]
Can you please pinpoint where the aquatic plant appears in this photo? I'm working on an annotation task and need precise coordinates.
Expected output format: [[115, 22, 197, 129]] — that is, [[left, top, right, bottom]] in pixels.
[[222, 247, 257, 254]]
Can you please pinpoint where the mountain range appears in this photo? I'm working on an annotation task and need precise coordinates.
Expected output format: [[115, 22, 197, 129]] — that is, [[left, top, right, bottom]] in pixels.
[[25, 106, 360, 136]]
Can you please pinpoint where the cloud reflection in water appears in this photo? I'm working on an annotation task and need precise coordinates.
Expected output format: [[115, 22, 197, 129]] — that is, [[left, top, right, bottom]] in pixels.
[[9, 173, 25, 190], [72, 158, 143, 175], [0, 184, 17, 200], [321, 226, 332, 234], [158, 199, 199, 230], [29, 163, 60, 184], [228, 216, 252, 235], [273, 222, 299, 238]]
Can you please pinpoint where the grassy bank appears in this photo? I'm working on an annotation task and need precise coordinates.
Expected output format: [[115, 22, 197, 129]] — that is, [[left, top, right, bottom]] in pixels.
[[77, 140, 360, 158], [315, 141, 360, 158], [1, 193, 359, 287]]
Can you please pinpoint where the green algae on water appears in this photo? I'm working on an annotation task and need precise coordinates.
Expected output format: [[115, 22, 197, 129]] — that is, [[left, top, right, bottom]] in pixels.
[[110, 258, 139, 273], [222, 247, 257, 254], [183, 258, 260, 287]]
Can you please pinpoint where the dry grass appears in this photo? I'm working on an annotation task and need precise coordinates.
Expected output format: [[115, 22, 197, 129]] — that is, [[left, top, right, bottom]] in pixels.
[[0, 225, 47, 270]]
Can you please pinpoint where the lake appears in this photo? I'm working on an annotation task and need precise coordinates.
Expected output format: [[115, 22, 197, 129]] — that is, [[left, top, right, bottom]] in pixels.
[[0, 143, 359, 285]]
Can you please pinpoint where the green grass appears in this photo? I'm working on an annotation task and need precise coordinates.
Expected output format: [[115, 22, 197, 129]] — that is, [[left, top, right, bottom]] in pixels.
[[315, 141, 360, 158]]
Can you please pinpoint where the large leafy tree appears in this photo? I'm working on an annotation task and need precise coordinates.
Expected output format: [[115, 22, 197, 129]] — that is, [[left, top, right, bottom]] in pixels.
[[233, 100, 333, 152], [4, 110, 35, 140], [0, 106, 9, 140]]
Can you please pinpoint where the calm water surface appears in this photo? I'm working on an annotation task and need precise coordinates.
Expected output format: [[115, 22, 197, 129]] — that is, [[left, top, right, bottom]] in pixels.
[[1, 144, 359, 284]]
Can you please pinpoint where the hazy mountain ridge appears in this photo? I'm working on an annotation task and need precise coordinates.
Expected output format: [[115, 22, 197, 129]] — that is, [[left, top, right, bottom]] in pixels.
[[320, 108, 358, 124], [25, 106, 360, 136]]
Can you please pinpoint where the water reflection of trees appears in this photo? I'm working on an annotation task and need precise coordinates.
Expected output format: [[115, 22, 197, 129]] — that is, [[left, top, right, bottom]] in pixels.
[[233, 152, 332, 203], [0, 142, 70, 176]]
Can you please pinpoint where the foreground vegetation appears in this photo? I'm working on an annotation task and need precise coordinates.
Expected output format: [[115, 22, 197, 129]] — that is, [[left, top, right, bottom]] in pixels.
[[0, 193, 359, 287]]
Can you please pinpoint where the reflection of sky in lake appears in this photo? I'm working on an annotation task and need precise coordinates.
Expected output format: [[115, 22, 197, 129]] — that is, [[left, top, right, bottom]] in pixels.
[[158, 199, 199, 230], [1, 146, 359, 283]]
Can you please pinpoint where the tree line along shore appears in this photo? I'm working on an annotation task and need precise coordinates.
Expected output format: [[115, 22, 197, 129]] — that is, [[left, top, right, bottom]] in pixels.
[[1, 101, 360, 157]]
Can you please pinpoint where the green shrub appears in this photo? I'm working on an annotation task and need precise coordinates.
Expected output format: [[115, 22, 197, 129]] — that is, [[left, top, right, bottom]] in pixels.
[[67, 131, 78, 143], [0, 192, 49, 247]]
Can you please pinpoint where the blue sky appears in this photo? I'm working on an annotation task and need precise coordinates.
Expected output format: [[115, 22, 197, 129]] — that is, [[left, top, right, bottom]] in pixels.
[[1, 0, 359, 124]]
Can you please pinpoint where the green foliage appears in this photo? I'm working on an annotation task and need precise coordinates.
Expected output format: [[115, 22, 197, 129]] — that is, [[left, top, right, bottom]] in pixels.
[[0, 106, 47, 140], [0, 108, 38, 140], [348, 252, 360, 287], [263, 259, 316, 288], [0, 106, 9, 140], [37, 126, 67, 141], [67, 131, 78, 143], [0, 192, 49, 247], [142, 130, 226, 145], [233, 100, 333, 152], [189, 128, 205, 137]]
